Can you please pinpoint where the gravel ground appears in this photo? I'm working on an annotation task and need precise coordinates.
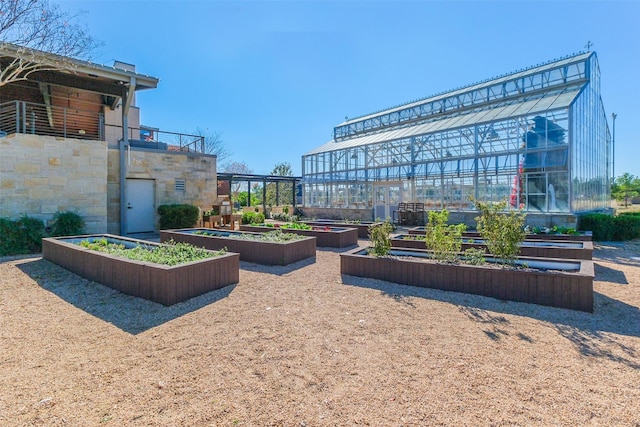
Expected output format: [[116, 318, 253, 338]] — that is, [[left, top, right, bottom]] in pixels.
[[0, 238, 639, 426]]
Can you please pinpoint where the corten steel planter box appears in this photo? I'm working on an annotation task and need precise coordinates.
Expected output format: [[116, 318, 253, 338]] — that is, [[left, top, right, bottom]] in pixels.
[[160, 228, 316, 266], [239, 225, 358, 248], [42, 234, 240, 306], [303, 220, 382, 239], [392, 235, 593, 260], [407, 226, 593, 242], [340, 247, 594, 312]]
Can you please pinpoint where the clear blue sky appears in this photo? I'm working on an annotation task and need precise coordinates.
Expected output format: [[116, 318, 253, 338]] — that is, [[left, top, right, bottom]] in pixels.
[[64, 0, 639, 177]]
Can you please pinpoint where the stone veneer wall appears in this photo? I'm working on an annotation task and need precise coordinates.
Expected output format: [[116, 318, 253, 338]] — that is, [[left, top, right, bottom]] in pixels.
[[0, 133, 108, 233], [107, 147, 217, 234]]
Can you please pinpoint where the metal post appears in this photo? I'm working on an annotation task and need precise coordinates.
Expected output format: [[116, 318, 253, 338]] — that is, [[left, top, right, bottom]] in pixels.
[[262, 179, 267, 213], [247, 179, 251, 207], [15, 101, 20, 134], [611, 113, 617, 182]]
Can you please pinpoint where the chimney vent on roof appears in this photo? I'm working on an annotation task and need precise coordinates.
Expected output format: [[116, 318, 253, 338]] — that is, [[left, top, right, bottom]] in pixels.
[[113, 60, 135, 73]]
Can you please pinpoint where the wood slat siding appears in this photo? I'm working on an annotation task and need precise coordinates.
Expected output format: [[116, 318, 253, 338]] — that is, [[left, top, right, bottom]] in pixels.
[[391, 235, 593, 260], [303, 221, 383, 239], [340, 248, 594, 312], [42, 235, 239, 306], [159, 229, 316, 266], [239, 225, 358, 248]]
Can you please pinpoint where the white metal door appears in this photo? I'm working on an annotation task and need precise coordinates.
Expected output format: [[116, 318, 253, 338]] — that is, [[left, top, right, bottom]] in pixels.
[[126, 179, 155, 233]]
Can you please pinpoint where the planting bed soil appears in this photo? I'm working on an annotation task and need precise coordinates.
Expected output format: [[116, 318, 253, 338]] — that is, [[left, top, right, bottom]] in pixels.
[[42, 234, 239, 305], [341, 247, 594, 312], [240, 224, 358, 248], [392, 234, 593, 260], [303, 220, 382, 238], [160, 228, 316, 266]]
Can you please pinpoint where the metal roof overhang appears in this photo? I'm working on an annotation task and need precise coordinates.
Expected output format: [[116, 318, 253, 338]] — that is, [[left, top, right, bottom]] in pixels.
[[0, 42, 159, 97], [217, 173, 302, 183]]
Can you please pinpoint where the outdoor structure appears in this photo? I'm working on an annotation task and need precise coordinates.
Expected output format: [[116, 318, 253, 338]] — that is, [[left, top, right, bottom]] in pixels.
[[217, 172, 301, 214], [0, 43, 217, 234], [301, 52, 611, 227]]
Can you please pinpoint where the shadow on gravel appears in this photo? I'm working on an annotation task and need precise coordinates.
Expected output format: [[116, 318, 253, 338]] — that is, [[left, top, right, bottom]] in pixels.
[[342, 274, 640, 368], [594, 263, 629, 285], [239, 256, 316, 275], [17, 258, 235, 335], [316, 245, 360, 253]]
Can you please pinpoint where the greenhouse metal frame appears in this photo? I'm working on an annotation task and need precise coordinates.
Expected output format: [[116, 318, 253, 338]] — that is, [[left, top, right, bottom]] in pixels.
[[302, 52, 611, 222]]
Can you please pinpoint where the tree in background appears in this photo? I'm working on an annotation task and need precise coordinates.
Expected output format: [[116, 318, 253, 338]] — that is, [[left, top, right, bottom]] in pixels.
[[0, 0, 102, 86], [612, 173, 640, 207], [194, 127, 230, 163], [265, 162, 293, 207], [222, 161, 253, 205]]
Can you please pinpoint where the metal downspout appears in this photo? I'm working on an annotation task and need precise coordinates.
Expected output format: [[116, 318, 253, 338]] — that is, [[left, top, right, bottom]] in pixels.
[[119, 121, 128, 235], [119, 77, 136, 235]]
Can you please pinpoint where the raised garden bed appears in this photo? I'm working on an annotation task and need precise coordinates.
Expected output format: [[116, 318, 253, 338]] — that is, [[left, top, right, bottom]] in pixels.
[[42, 234, 239, 306], [239, 224, 358, 248], [160, 228, 316, 265], [341, 247, 594, 312], [407, 226, 593, 241], [303, 220, 382, 239], [392, 234, 593, 260]]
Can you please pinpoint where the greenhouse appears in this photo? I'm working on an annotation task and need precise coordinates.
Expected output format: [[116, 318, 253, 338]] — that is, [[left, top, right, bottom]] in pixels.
[[301, 52, 611, 224]]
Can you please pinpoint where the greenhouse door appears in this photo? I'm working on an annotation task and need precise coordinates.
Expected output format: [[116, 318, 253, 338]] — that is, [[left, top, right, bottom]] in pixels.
[[373, 184, 401, 221]]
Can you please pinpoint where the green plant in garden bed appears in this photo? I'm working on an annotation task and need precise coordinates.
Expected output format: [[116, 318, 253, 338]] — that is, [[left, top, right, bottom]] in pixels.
[[263, 222, 313, 230], [194, 229, 304, 242], [526, 225, 578, 235], [424, 209, 467, 263], [473, 198, 525, 266], [79, 239, 225, 266], [270, 212, 299, 222], [367, 219, 393, 257]]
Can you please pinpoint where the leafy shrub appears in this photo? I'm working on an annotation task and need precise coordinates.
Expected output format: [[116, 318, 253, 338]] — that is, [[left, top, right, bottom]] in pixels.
[[0, 216, 45, 255], [474, 198, 525, 266], [242, 211, 266, 224], [271, 212, 299, 222], [253, 213, 265, 224], [241, 211, 255, 224], [579, 213, 640, 241], [157, 204, 199, 229], [424, 209, 466, 262], [367, 219, 393, 257], [49, 211, 85, 237]]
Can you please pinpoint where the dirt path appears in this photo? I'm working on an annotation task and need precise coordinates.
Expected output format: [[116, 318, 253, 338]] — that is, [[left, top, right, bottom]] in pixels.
[[0, 240, 639, 426]]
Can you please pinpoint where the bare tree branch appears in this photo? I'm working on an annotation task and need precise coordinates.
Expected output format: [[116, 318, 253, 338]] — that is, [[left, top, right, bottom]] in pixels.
[[0, 0, 102, 86], [194, 127, 231, 162]]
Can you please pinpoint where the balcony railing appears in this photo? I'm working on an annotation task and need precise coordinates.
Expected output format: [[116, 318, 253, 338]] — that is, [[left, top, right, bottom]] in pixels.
[[107, 124, 205, 153], [0, 100, 206, 154], [0, 100, 104, 140]]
